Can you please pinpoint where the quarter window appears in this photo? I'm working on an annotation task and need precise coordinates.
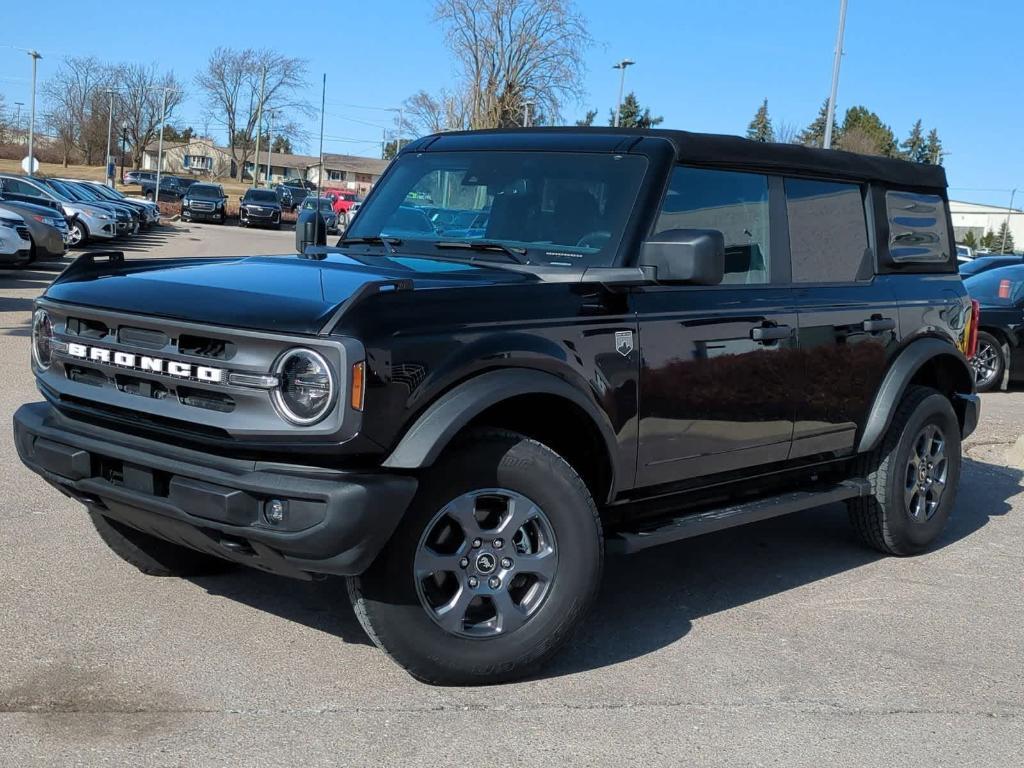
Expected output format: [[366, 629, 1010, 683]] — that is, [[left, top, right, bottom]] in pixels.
[[785, 179, 869, 283], [886, 191, 951, 263], [654, 167, 770, 285]]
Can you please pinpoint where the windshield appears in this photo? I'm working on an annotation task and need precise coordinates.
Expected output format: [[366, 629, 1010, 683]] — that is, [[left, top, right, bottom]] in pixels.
[[245, 190, 277, 203], [89, 184, 120, 200], [44, 179, 86, 202], [347, 151, 648, 267], [965, 266, 1024, 304], [67, 183, 103, 201], [189, 185, 223, 200]]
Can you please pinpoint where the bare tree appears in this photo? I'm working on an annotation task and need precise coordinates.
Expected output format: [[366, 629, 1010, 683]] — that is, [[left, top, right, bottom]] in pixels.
[[773, 120, 799, 145], [400, 88, 469, 137], [432, 0, 592, 129], [42, 57, 114, 166], [195, 48, 311, 180], [116, 63, 185, 169]]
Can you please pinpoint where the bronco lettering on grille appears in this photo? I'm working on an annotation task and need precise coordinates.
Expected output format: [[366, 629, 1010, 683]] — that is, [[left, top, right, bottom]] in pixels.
[[65, 343, 225, 383]]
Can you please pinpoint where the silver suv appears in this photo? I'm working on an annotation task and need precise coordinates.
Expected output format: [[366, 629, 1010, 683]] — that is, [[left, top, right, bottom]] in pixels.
[[0, 174, 117, 247]]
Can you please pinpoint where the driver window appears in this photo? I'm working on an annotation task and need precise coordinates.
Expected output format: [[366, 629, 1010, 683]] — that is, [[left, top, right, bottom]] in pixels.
[[654, 166, 770, 285]]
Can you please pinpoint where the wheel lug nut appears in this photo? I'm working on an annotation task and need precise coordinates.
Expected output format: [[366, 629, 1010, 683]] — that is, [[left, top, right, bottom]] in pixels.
[[472, 538, 482, 548], [493, 538, 504, 549], [501, 557, 513, 569], [468, 576, 479, 588], [459, 557, 469, 568], [488, 576, 501, 589]]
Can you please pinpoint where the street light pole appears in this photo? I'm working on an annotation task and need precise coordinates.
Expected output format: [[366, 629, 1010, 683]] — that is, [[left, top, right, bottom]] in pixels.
[[120, 123, 128, 186], [252, 65, 266, 187], [823, 0, 849, 149], [154, 87, 168, 205], [612, 59, 635, 128], [1002, 188, 1017, 254], [27, 50, 42, 175], [266, 110, 275, 188], [523, 100, 534, 127], [104, 89, 116, 187]]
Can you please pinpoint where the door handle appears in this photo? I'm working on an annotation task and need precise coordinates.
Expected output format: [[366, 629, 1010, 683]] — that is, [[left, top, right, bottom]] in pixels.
[[862, 317, 895, 333], [751, 324, 793, 342]]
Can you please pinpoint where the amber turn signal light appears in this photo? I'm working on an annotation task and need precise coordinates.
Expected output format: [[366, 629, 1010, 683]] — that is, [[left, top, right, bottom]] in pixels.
[[350, 361, 366, 411]]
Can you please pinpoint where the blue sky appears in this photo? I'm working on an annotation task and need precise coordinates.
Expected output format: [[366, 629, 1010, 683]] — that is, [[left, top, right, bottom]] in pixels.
[[1, 0, 1021, 206]]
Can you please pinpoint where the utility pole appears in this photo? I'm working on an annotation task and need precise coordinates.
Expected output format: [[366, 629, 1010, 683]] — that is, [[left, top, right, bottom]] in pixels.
[[104, 89, 117, 187], [612, 59, 635, 128], [120, 122, 128, 186], [1002, 189, 1017, 254], [26, 50, 42, 176], [523, 100, 534, 127], [265, 110, 275, 188], [154, 87, 169, 204], [823, 0, 849, 149], [252, 64, 266, 187]]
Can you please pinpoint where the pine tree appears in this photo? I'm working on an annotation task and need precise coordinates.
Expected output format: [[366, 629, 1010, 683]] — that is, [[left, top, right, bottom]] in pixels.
[[576, 109, 597, 127], [924, 128, 944, 165], [981, 229, 997, 250], [797, 99, 835, 148], [746, 98, 775, 142], [838, 107, 898, 157], [900, 119, 927, 163], [995, 221, 1016, 254], [609, 93, 663, 129], [962, 230, 978, 250]]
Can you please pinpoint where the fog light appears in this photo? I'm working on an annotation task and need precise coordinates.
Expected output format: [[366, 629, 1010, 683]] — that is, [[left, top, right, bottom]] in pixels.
[[265, 499, 288, 525]]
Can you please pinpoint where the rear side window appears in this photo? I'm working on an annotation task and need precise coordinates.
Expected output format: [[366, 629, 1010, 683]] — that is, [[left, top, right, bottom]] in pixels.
[[785, 178, 869, 283], [654, 166, 770, 285], [886, 191, 951, 263]]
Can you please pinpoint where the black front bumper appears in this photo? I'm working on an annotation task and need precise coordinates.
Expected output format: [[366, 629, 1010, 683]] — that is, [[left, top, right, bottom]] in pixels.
[[14, 402, 417, 579]]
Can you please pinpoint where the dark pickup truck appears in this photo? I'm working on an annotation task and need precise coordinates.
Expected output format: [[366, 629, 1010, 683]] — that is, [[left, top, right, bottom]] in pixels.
[[15, 128, 979, 685]]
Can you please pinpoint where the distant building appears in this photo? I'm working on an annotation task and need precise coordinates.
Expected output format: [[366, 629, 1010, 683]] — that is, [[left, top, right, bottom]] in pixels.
[[950, 200, 1023, 246]]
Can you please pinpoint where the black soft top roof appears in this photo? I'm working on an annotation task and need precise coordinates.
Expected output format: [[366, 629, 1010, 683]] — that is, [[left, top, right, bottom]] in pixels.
[[408, 127, 947, 191]]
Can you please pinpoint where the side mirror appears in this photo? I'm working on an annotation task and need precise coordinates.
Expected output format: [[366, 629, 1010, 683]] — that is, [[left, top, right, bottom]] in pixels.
[[296, 208, 327, 253], [639, 228, 725, 285]]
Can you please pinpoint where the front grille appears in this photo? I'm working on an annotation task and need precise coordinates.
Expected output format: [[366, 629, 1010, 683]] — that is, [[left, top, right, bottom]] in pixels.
[[67, 317, 110, 339], [178, 334, 235, 360], [15, 225, 29, 241], [118, 326, 167, 349], [190, 202, 215, 212]]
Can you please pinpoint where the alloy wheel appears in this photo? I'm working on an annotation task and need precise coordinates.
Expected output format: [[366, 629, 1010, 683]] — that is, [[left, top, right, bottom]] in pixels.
[[904, 424, 948, 522], [413, 489, 558, 638], [971, 340, 1000, 389]]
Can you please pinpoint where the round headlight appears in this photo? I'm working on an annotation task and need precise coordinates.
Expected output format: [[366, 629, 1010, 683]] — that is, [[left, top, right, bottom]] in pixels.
[[272, 348, 335, 425], [31, 309, 54, 370]]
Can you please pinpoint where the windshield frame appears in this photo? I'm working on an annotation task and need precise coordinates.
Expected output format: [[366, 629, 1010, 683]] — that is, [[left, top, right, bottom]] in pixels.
[[346, 149, 654, 269]]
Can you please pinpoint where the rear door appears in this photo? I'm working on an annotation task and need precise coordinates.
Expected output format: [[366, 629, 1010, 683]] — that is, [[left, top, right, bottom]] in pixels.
[[633, 166, 801, 489], [783, 177, 898, 459]]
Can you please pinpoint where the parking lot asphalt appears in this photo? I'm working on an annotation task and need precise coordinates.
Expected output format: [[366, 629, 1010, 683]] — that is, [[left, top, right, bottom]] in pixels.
[[1, 228, 1022, 766]]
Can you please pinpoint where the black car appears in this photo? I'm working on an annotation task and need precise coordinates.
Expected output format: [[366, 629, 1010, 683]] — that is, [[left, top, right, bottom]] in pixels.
[[139, 176, 187, 202], [274, 185, 294, 211], [281, 178, 316, 192], [239, 188, 282, 228], [964, 264, 1024, 391], [181, 183, 228, 224], [15, 128, 978, 686], [959, 254, 1024, 277], [276, 183, 307, 210]]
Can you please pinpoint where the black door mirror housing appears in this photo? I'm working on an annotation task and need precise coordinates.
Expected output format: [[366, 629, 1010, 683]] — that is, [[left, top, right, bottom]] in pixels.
[[639, 228, 725, 285]]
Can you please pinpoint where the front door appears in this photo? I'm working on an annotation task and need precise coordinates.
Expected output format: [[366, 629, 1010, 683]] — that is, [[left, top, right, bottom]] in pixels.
[[633, 166, 799, 489]]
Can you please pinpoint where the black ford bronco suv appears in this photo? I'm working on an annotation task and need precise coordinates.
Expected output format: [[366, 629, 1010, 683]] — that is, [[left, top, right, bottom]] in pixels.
[[15, 128, 980, 685]]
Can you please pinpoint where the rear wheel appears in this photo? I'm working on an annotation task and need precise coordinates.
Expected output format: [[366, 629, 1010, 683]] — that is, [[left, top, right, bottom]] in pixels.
[[971, 331, 1005, 392], [88, 511, 235, 577], [348, 429, 603, 685], [848, 386, 961, 555]]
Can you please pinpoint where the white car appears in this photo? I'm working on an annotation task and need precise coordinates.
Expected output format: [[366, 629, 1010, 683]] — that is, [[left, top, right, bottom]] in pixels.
[[0, 174, 117, 247], [0, 210, 33, 267]]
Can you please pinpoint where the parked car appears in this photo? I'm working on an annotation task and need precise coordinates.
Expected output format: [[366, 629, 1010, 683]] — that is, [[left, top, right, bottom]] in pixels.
[[274, 185, 294, 211], [15, 128, 979, 685], [45, 179, 140, 236], [0, 209, 32, 266], [956, 245, 974, 261], [0, 199, 68, 261], [959, 254, 1024, 278], [323, 189, 361, 223], [963, 264, 1024, 391], [0, 174, 117, 247], [238, 188, 282, 228], [76, 180, 160, 227], [124, 170, 157, 186], [140, 176, 187, 202], [182, 183, 228, 224], [281, 178, 316, 192], [299, 196, 340, 234]]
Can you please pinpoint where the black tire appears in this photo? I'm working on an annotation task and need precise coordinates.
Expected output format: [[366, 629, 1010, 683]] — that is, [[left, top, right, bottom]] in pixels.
[[348, 429, 603, 685], [971, 331, 1005, 393], [88, 511, 235, 577], [848, 386, 961, 556], [67, 220, 88, 248]]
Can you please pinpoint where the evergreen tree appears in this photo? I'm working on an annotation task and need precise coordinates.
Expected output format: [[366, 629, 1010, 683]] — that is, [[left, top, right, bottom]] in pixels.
[[797, 99, 834, 148], [900, 119, 927, 163], [609, 93, 663, 129], [995, 221, 1016, 254], [981, 229, 997, 250], [924, 128, 944, 165], [576, 109, 597, 127], [838, 106, 898, 157], [746, 98, 774, 142], [962, 230, 978, 250]]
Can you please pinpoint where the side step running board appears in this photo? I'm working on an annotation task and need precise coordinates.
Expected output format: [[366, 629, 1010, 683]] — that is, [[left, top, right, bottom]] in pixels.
[[608, 479, 872, 555]]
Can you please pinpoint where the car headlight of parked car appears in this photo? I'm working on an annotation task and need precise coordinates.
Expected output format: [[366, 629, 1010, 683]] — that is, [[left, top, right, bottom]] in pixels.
[[271, 348, 336, 425]]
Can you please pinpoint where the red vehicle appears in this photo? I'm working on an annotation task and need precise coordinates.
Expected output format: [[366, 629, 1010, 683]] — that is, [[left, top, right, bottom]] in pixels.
[[323, 189, 361, 221]]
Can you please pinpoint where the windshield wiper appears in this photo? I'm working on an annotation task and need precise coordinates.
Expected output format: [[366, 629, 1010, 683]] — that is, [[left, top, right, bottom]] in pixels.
[[338, 236, 402, 255], [434, 240, 526, 264]]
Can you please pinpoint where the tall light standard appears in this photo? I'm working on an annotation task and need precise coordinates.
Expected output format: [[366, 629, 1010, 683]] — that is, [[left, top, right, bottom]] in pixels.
[[26, 50, 42, 175], [265, 110, 275, 188], [103, 89, 118, 187], [153, 87, 177, 206], [1002, 189, 1018, 254], [823, 0, 849, 149], [612, 59, 635, 128]]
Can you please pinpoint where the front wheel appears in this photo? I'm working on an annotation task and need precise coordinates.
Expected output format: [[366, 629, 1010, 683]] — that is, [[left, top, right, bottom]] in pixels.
[[348, 429, 603, 685], [67, 220, 87, 247], [848, 386, 962, 556], [971, 331, 1005, 392]]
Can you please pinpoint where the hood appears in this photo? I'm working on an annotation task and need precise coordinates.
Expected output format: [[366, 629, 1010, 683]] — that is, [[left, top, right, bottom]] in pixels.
[[44, 251, 535, 335]]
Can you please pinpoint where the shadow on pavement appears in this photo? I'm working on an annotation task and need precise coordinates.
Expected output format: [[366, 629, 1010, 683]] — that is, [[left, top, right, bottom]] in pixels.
[[141, 460, 1024, 672]]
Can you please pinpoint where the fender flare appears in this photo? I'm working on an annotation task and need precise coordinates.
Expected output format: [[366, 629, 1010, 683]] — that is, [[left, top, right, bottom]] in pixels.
[[382, 368, 620, 475], [857, 337, 974, 453]]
